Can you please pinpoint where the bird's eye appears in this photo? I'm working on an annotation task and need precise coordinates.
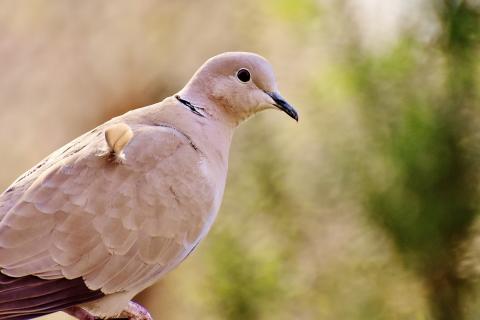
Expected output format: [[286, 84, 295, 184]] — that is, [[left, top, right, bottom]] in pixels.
[[236, 68, 251, 82]]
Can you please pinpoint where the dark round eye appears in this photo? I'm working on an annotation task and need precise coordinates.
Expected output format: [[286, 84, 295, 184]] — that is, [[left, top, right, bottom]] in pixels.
[[236, 68, 251, 82]]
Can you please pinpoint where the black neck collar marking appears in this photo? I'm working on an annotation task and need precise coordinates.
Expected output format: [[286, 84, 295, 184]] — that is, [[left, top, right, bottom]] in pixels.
[[175, 95, 205, 118]]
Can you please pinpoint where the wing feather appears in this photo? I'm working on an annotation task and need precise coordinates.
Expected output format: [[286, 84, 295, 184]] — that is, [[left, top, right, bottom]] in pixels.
[[0, 122, 216, 298]]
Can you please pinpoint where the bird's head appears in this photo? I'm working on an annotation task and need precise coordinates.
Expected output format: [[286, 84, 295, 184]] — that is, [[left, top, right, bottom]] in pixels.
[[180, 52, 298, 125]]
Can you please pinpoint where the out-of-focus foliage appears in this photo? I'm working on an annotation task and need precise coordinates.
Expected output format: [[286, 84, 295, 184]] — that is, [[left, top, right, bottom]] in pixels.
[[0, 1, 480, 319], [348, 2, 480, 319]]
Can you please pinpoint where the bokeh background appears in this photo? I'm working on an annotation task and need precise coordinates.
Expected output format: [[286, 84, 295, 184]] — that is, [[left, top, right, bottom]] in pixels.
[[0, 0, 480, 319]]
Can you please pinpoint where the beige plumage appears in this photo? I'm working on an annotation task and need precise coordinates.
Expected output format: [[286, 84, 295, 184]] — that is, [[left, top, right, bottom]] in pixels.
[[0, 52, 297, 320]]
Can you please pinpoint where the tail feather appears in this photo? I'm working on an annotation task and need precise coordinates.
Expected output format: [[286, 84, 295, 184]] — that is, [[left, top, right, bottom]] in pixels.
[[0, 273, 104, 319]]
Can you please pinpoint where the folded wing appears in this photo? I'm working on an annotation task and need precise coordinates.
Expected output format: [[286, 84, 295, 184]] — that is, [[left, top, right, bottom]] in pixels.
[[0, 122, 214, 317]]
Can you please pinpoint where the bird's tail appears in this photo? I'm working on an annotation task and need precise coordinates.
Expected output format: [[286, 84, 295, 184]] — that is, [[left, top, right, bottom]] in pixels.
[[0, 273, 104, 320]]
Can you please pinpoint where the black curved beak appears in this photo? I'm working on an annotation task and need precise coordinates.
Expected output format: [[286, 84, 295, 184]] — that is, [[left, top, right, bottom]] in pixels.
[[266, 91, 299, 121]]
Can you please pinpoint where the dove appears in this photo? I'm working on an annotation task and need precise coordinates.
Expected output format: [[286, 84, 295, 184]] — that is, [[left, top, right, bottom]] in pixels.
[[0, 52, 298, 320]]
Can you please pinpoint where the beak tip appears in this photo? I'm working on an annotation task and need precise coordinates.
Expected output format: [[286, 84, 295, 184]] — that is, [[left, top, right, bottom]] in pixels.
[[289, 111, 299, 122], [267, 91, 299, 122], [292, 111, 299, 122], [283, 108, 299, 122]]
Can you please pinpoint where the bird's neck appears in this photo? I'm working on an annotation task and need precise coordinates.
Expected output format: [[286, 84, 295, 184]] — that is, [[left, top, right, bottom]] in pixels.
[[177, 82, 241, 127], [148, 95, 235, 172]]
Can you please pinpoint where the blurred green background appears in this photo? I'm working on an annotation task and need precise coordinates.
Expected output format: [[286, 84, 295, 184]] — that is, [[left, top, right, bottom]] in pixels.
[[0, 0, 480, 319]]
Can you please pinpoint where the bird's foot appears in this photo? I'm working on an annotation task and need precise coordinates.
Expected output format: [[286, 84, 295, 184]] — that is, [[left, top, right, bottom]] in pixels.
[[64, 302, 152, 320], [116, 301, 153, 320]]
